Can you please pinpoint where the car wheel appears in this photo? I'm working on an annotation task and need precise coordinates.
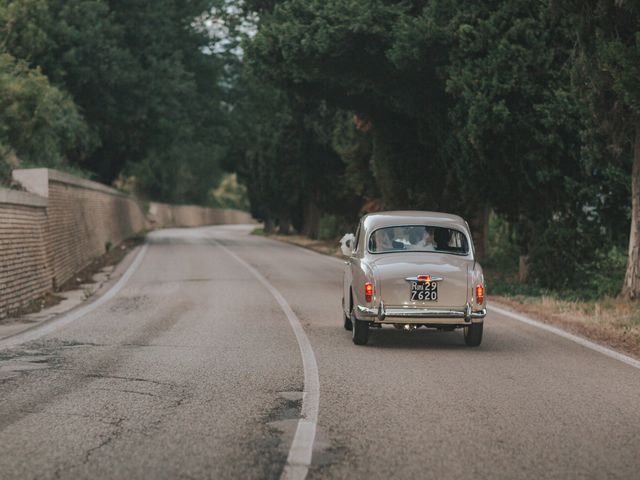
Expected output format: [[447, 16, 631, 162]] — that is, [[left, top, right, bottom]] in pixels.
[[343, 296, 353, 330], [344, 313, 353, 331], [351, 313, 369, 345], [463, 322, 483, 347]]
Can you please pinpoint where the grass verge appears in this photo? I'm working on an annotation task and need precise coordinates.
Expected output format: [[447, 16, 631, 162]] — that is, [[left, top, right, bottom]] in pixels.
[[493, 294, 640, 359]]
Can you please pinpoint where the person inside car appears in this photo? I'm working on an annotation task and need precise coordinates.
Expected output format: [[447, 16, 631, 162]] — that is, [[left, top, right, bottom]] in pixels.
[[433, 227, 451, 251], [408, 226, 434, 250]]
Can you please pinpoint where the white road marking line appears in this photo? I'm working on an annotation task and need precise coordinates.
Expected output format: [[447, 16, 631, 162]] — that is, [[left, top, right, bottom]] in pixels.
[[258, 235, 343, 266], [0, 244, 149, 350], [491, 304, 640, 370], [211, 239, 320, 480]]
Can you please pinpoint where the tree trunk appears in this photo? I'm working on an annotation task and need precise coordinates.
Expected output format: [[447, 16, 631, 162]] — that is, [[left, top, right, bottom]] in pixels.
[[518, 255, 529, 283], [277, 218, 291, 235], [264, 218, 275, 234], [301, 200, 321, 239], [621, 125, 640, 300]]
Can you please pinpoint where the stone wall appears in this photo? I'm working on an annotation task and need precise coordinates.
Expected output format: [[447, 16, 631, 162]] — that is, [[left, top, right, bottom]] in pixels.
[[0, 168, 254, 318]]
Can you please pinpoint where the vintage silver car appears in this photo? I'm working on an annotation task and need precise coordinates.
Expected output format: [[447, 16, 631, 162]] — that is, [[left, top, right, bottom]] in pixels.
[[341, 211, 487, 346]]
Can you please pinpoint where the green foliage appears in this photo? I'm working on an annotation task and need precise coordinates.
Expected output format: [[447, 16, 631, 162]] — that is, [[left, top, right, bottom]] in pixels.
[[210, 173, 250, 211], [228, 57, 363, 233], [331, 113, 376, 199], [527, 217, 627, 299], [1, 0, 231, 203], [246, 0, 461, 215], [0, 0, 51, 61], [443, 1, 585, 227], [1, 0, 638, 299], [489, 244, 626, 301], [564, 0, 640, 135], [230, 76, 304, 227], [0, 52, 90, 174], [234, 0, 636, 298], [318, 215, 341, 241], [487, 277, 549, 299], [241, 0, 606, 250], [483, 213, 520, 274], [560, 1, 640, 298]]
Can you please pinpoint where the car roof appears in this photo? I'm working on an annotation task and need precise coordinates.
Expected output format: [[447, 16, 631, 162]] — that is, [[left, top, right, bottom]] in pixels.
[[362, 211, 469, 232]]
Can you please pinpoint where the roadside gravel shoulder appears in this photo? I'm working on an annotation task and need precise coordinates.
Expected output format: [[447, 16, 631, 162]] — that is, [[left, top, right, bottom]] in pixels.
[[259, 231, 640, 361]]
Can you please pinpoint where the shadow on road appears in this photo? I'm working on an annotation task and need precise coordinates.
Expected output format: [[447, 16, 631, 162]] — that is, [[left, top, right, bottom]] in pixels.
[[360, 327, 504, 352]]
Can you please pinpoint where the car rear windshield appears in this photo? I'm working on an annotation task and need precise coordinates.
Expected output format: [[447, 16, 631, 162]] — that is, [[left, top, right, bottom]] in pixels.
[[368, 225, 470, 255]]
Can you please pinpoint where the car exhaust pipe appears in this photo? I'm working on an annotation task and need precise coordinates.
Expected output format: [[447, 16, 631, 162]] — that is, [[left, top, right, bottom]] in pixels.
[[402, 324, 418, 332]]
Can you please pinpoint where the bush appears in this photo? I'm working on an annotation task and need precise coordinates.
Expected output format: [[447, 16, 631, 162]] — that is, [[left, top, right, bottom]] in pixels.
[[484, 213, 520, 273], [209, 173, 250, 211], [0, 146, 12, 187], [527, 219, 627, 300], [487, 277, 549, 297], [318, 214, 342, 241], [483, 210, 627, 301], [0, 53, 91, 168]]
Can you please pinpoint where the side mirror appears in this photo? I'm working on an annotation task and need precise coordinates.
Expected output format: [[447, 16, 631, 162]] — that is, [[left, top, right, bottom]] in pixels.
[[340, 233, 355, 257]]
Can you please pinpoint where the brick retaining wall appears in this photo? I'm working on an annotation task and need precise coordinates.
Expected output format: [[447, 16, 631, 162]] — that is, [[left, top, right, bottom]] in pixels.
[[0, 168, 254, 319], [0, 190, 50, 316], [147, 203, 254, 228]]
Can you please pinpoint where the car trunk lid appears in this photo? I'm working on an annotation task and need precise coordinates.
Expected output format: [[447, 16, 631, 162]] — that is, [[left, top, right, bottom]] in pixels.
[[371, 253, 470, 308]]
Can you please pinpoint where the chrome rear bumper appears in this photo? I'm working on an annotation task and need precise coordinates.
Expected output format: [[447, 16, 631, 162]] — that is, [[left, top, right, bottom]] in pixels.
[[357, 301, 486, 324]]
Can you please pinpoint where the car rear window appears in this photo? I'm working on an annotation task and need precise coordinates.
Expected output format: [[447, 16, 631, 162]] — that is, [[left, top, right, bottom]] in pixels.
[[368, 225, 470, 255]]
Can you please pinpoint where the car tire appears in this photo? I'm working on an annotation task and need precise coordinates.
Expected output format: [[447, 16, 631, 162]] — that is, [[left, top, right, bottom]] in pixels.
[[352, 313, 369, 345], [344, 313, 353, 331], [463, 322, 483, 347], [343, 296, 353, 331]]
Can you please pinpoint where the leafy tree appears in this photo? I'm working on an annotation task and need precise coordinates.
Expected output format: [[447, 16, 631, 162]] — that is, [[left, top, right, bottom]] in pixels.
[[229, 65, 349, 234], [243, 0, 587, 258], [233, 0, 640, 292], [245, 0, 465, 217], [229, 71, 302, 232], [431, 0, 594, 274], [562, 0, 640, 298], [1, 0, 231, 203], [0, 0, 51, 60], [0, 53, 90, 182], [210, 172, 250, 210]]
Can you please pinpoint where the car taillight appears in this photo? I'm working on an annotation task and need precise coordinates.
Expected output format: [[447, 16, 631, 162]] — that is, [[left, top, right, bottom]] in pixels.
[[475, 285, 485, 305], [365, 282, 374, 302]]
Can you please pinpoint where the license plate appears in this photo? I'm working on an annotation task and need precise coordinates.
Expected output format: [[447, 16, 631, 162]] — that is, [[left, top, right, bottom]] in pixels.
[[410, 281, 438, 301]]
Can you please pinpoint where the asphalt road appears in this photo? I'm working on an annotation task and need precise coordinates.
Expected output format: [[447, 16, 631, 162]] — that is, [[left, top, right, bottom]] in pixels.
[[1, 225, 639, 480]]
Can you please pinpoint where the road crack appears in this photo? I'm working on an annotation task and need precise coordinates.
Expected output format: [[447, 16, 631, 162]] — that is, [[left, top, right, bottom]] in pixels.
[[84, 373, 178, 387], [81, 417, 125, 464]]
